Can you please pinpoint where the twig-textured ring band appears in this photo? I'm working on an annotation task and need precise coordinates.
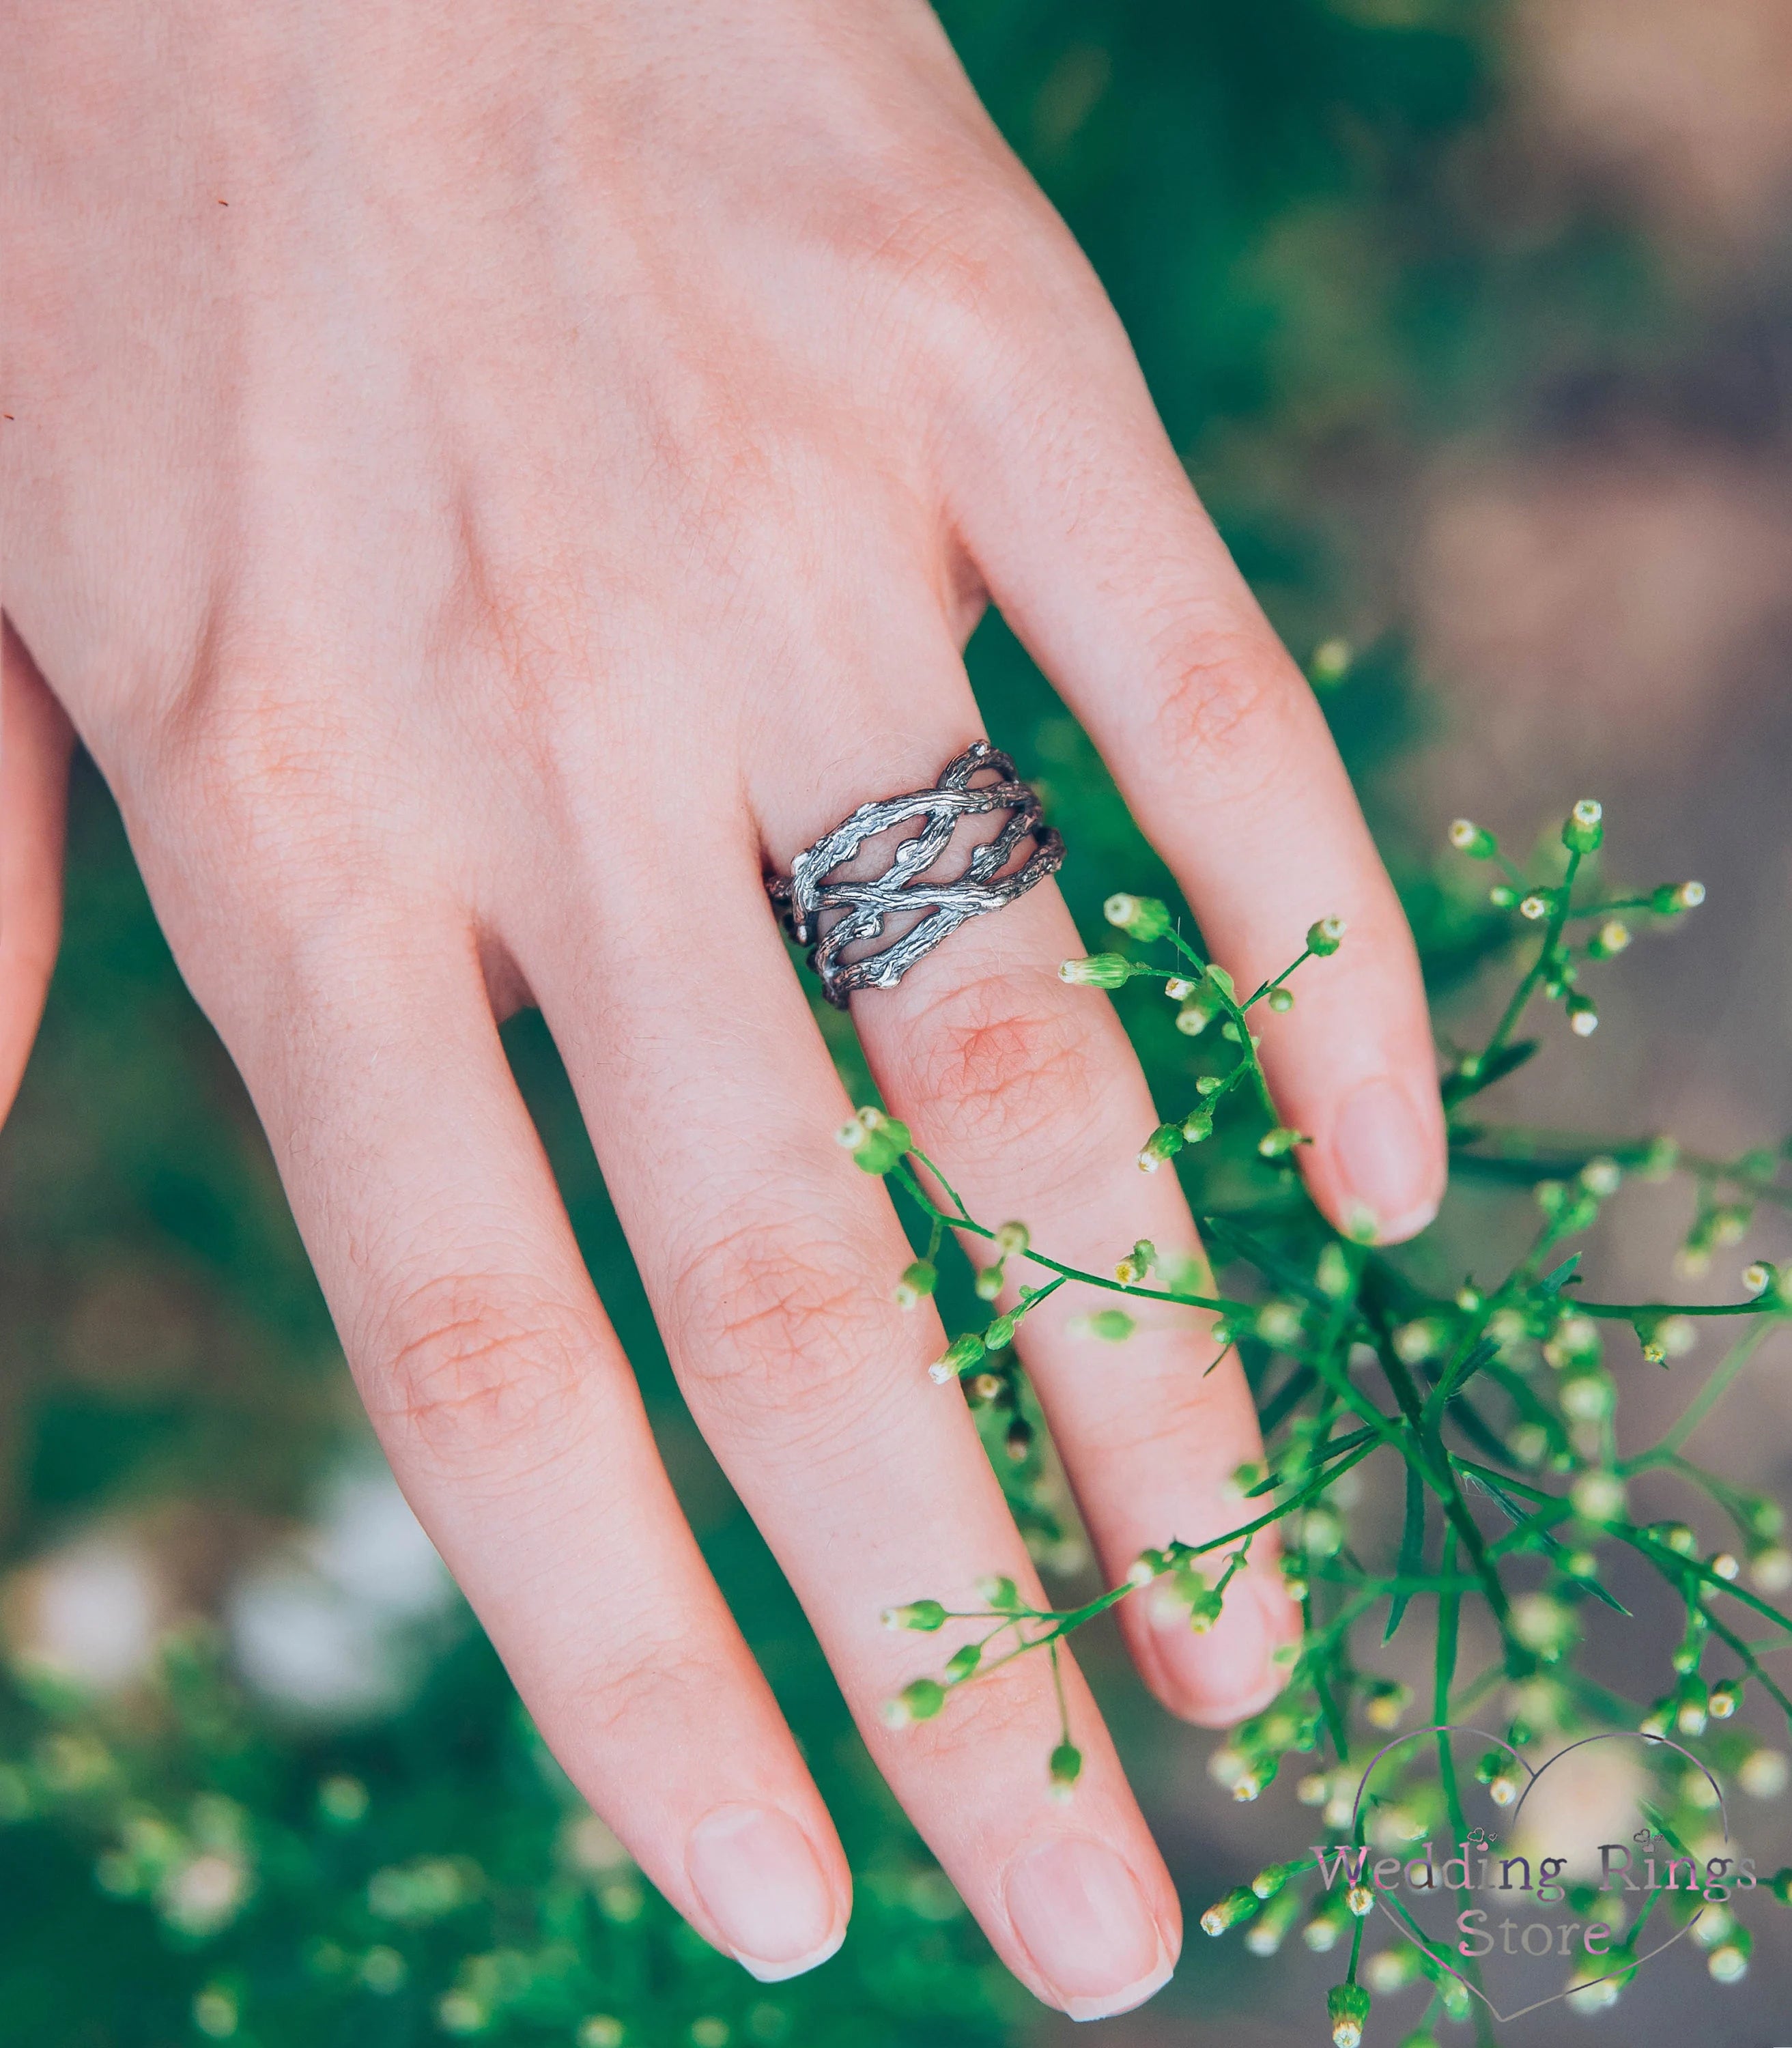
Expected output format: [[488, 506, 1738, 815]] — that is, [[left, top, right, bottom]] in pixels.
[[768, 741, 1066, 1008]]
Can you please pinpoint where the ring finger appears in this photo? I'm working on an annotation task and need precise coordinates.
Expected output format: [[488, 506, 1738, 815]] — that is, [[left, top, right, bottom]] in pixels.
[[755, 709, 1300, 1727]]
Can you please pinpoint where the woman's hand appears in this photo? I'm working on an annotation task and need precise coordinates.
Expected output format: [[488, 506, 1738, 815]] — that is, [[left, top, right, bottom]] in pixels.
[[2, 0, 1444, 2017]]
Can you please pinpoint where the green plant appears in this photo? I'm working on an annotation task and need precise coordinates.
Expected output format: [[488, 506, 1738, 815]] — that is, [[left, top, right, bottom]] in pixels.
[[866, 797, 1792, 2043]]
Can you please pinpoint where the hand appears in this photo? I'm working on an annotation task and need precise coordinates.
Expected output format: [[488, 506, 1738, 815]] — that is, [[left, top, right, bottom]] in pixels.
[[3, 0, 1444, 2017]]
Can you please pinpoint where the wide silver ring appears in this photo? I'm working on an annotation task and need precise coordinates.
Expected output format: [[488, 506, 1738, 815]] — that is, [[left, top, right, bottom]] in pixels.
[[767, 741, 1065, 1008]]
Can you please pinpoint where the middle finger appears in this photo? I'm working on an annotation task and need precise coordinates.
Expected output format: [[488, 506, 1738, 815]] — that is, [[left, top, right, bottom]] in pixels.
[[520, 814, 1183, 2023]]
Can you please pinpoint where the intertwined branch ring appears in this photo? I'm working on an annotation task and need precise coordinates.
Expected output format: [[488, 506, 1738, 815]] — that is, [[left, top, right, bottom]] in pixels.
[[767, 741, 1066, 1008]]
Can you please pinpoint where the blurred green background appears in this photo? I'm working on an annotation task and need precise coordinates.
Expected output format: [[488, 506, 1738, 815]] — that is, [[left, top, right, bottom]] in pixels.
[[9, 1, 1790, 2043]]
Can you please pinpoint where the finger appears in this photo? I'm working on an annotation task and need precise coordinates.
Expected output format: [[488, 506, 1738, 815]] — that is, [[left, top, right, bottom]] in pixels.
[[523, 845, 1182, 2023], [945, 311, 1445, 1245], [0, 619, 75, 1123], [840, 802, 1301, 1726], [212, 918, 851, 1984], [739, 683, 1298, 1724]]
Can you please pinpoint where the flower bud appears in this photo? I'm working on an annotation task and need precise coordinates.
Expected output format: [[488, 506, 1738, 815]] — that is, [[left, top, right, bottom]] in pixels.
[[838, 1106, 912, 1174], [1186, 1584, 1225, 1634], [1744, 1496, 1784, 1538], [1650, 881, 1706, 913], [1308, 1245, 1350, 1301], [893, 1260, 938, 1309], [976, 1574, 1021, 1610], [1365, 1943, 1423, 1993], [1335, 1966, 1376, 2048], [1114, 1239, 1156, 1285], [1562, 797, 1604, 855], [1268, 985, 1294, 1012], [1303, 1892, 1350, 1952], [1567, 992, 1599, 1036], [881, 1599, 947, 1633], [1256, 1300, 1304, 1348], [928, 1333, 986, 1384], [943, 1642, 981, 1683], [1489, 883, 1516, 907], [1310, 638, 1352, 685], [1002, 1415, 1032, 1462], [993, 1219, 1029, 1257], [1174, 998, 1214, 1035], [1511, 1592, 1578, 1660], [1230, 1759, 1272, 1802], [1059, 952, 1131, 988], [1067, 1307, 1135, 1343], [1571, 1469, 1627, 1524], [1047, 1741, 1083, 1802], [1741, 1749, 1789, 1798], [1710, 1678, 1742, 1720], [1449, 819, 1496, 859], [1104, 892, 1172, 941], [1137, 1122, 1184, 1171], [1393, 1318, 1440, 1364], [1677, 1677, 1710, 1737], [1307, 915, 1346, 956], [1258, 1126, 1305, 1158], [1245, 1886, 1304, 1955], [1364, 1680, 1411, 1731], [883, 1679, 945, 1726], [1561, 1370, 1613, 1421], [974, 1260, 1005, 1303], [1587, 917, 1631, 958], [1752, 1546, 1792, 1591], [1200, 1886, 1259, 1937], [1181, 1109, 1214, 1144]]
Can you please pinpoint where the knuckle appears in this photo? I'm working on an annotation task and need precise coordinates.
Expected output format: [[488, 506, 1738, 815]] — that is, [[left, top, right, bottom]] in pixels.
[[1142, 605, 1305, 810], [1075, 1358, 1236, 1467], [363, 1272, 597, 1481], [561, 1627, 722, 1752], [906, 966, 1107, 1165], [844, 171, 1045, 358], [666, 1208, 895, 1430]]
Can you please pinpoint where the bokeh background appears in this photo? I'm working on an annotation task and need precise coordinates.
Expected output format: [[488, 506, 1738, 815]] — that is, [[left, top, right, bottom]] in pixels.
[[6, 3, 1792, 2043]]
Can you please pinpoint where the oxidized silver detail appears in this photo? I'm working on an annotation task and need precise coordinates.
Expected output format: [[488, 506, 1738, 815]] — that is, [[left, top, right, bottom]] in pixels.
[[769, 742, 1065, 1008]]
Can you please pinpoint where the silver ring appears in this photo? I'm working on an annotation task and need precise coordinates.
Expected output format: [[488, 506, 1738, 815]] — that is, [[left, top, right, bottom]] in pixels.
[[767, 741, 1065, 1008]]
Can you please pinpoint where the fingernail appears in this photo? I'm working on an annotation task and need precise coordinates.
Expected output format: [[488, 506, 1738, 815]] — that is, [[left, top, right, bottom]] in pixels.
[[1147, 1568, 1292, 1726], [687, 1804, 843, 1982], [1332, 1075, 1440, 1243], [1003, 1834, 1175, 2021]]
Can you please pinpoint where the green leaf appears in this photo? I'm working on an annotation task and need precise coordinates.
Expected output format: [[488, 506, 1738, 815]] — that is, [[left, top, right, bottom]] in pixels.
[[1443, 1036, 1539, 1107], [1539, 1253, 1582, 1297], [1463, 1470, 1632, 1617], [1384, 1463, 1426, 1643]]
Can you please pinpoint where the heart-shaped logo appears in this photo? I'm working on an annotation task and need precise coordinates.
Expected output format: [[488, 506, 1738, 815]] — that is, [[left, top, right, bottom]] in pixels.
[[1335, 1724, 1734, 2023]]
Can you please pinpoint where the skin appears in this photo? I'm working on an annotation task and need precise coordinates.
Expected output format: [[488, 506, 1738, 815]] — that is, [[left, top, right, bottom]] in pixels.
[[1, 0, 1447, 2019]]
